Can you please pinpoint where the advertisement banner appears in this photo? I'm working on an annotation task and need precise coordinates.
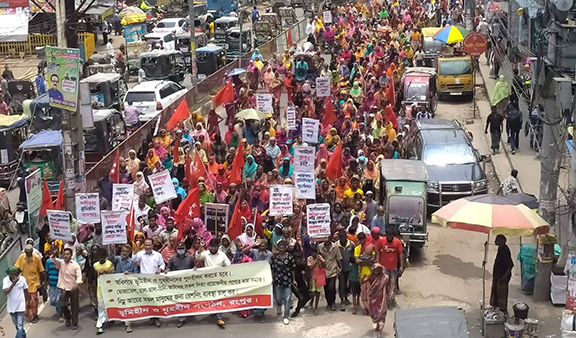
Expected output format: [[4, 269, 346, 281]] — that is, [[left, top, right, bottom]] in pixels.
[[292, 146, 316, 172], [47, 210, 72, 241], [124, 23, 146, 43], [148, 171, 177, 204], [112, 184, 134, 212], [75, 193, 101, 224], [306, 203, 331, 240], [101, 210, 128, 245], [256, 94, 273, 115], [315, 77, 330, 97], [269, 185, 293, 216], [101, 261, 273, 320], [204, 203, 229, 235], [286, 106, 297, 130], [302, 118, 319, 144], [46, 46, 81, 111], [294, 172, 316, 199]]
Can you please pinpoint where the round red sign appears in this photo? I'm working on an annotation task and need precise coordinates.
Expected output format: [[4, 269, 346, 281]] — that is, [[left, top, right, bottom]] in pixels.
[[463, 32, 488, 57]]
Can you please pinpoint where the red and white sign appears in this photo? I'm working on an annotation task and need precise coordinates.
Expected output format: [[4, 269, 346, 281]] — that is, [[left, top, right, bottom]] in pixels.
[[269, 185, 293, 216], [47, 210, 72, 241], [75, 193, 101, 223], [306, 203, 331, 240], [463, 32, 488, 57], [148, 170, 177, 204], [112, 184, 134, 212]]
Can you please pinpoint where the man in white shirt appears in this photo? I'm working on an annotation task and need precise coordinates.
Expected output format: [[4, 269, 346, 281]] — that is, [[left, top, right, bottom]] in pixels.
[[196, 238, 230, 327], [3, 266, 29, 338], [134, 239, 164, 327], [106, 38, 114, 57], [305, 18, 314, 36]]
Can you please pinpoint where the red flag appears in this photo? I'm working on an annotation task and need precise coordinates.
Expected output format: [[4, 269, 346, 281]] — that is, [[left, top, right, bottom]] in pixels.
[[323, 98, 337, 127], [184, 151, 193, 186], [228, 148, 245, 185], [227, 200, 243, 240], [54, 181, 65, 210], [167, 100, 189, 131], [325, 142, 343, 181], [287, 29, 293, 46], [110, 150, 120, 184], [172, 137, 181, 164], [126, 204, 135, 242], [386, 79, 395, 107], [39, 179, 54, 217], [175, 188, 200, 241], [213, 81, 234, 107], [189, 150, 218, 190]]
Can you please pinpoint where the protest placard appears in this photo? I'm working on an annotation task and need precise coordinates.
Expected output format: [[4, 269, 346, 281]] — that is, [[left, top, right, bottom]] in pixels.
[[315, 77, 330, 97], [47, 210, 72, 241], [101, 261, 273, 320], [269, 185, 293, 216], [295, 172, 316, 199], [286, 106, 297, 130], [25, 169, 42, 233], [293, 146, 316, 172], [112, 184, 134, 211], [306, 203, 331, 240], [256, 94, 273, 115], [204, 203, 230, 235], [302, 118, 319, 144], [101, 210, 128, 245], [323, 10, 332, 24], [148, 170, 177, 204], [75, 193, 101, 223]]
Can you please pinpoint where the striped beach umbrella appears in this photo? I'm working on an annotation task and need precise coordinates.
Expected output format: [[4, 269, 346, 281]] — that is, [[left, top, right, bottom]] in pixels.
[[433, 25, 469, 44]]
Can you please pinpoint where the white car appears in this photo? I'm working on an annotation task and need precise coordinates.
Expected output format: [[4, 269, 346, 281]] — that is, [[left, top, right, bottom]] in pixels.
[[124, 80, 188, 122], [143, 32, 176, 50], [153, 18, 189, 35]]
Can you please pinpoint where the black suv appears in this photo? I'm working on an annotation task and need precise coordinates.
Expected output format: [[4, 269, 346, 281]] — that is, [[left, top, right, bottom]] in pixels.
[[406, 119, 489, 208]]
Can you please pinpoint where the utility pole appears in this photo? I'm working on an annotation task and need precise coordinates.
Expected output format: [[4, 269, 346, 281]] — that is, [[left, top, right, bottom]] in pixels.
[[188, 0, 198, 95], [55, 0, 66, 47], [239, 11, 243, 68]]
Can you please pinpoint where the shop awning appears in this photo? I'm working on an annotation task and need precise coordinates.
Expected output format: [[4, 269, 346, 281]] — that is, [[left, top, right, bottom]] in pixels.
[[84, 5, 113, 19], [0, 8, 28, 42]]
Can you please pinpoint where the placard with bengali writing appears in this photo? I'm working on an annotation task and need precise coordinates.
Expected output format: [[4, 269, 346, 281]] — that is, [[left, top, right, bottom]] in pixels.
[[269, 185, 293, 216], [306, 203, 331, 240], [75, 193, 101, 223]]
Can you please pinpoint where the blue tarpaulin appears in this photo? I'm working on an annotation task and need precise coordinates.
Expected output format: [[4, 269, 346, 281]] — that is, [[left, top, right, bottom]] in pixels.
[[0, 117, 29, 133], [19, 130, 63, 149]]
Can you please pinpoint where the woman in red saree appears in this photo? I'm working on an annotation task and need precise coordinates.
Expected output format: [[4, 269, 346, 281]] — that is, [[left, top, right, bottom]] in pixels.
[[362, 263, 393, 336]]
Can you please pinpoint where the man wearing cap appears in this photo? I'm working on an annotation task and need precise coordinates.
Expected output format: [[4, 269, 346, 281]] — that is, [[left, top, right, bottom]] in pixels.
[[3, 266, 29, 338], [165, 242, 195, 327], [51, 247, 83, 330], [15, 244, 45, 323]]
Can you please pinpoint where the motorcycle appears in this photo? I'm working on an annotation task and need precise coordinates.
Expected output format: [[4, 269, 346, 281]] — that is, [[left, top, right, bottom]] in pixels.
[[14, 202, 28, 235], [398, 221, 414, 266]]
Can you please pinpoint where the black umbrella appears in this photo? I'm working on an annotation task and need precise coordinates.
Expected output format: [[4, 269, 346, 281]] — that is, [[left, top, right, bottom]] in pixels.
[[503, 193, 538, 209]]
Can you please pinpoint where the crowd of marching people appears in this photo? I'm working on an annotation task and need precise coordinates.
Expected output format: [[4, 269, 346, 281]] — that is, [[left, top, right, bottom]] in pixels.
[[3, 0, 492, 336]]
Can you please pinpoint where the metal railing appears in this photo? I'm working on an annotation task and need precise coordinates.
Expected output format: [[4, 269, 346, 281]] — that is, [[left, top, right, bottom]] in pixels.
[[83, 18, 308, 192]]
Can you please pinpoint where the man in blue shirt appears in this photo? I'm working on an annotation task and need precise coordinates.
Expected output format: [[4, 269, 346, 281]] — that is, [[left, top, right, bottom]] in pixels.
[[111, 244, 138, 333], [35, 71, 46, 95], [47, 74, 64, 102], [251, 6, 259, 23], [370, 206, 386, 231]]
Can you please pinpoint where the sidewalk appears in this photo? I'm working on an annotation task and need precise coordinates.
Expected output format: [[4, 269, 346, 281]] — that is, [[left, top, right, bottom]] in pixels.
[[476, 55, 541, 196]]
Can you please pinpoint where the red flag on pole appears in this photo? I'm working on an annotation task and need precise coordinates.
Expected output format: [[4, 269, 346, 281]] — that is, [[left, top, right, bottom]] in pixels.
[[325, 142, 344, 181], [54, 181, 65, 210], [228, 148, 245, 185], [172, 137, 181, 164], [323, 98, 337, 127], [227, 200, 243, 240], [184, 151, 193, 186], [189, 150, 217, 190], [175, 188, 200, 241], [213, 81, 234, 107], [167, 100, 189, 131], [287, 28, 293, 46], [39, 180, 54, 217], [126, 203, 135, 242], [110, 150, 120, 184]]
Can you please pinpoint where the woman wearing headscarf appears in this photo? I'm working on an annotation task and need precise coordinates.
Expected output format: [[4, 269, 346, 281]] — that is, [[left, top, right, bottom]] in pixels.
[[263, 66, 275, 92], [161, 236, 177, 264], [325, 128, 341, 149], [335, 176, 349, 201], [276, 145, 292, 167], [172, 178, 187, 200], [192, 122, 210, 146], [251, 48, 263, 61], [152, 139, 167, 159], [363, 263, 394, 335], [213, 181, 227, 203], [219, 234, 237, 257], [146, 149, 160, 169], [270, 71, 284, 101], [191, 218, 213, 244], [133, 172, 149, 197], [242, 155, 258, 179], [238, 223, 257, 247], [350, 81, 364, 105], [279, 157, 293, 179], [492, 75, 510, 115], [126, 149, 140, 178], [315, 144, 330, 164], [363, 160, 379, 185], [198, 182, 214, 204], [155, 129, 171, 149], [384, 121, 397, 142], [247, 60, 260, 90]]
